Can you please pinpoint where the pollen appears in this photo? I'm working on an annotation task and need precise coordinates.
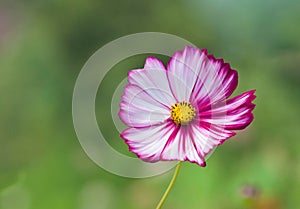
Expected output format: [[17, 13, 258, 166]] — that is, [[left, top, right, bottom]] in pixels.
[[170, 101, 196, 125]]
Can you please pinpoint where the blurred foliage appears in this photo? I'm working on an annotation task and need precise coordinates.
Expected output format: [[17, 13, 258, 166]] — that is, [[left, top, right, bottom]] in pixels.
[[1, 0, 300, 209]]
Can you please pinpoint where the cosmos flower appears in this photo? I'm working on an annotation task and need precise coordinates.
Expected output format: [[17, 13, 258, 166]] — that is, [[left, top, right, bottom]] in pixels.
[[119, 46, 256, 167]]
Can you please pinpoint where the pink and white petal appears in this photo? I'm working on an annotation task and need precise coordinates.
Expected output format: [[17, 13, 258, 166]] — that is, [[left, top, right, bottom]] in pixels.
[[120, 120, 176, 162], [119, 84, 170, 127], [128, 57, 175, 107], [167, 46, 208, 102], [190, 53, 238, 110], [160, 126, 206, 167], [200, 90, 256, 130], [190, 122, 236, 158], [184, 136, 207, 166]]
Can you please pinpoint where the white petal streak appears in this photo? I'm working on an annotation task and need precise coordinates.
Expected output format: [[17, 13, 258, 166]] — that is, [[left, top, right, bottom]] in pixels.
[[121, 121, 176, 162], [167, 46, 207, 102], [200, 90, 256, 130], [128, 57, 175, 107], [190, 54, 238, 109], [119, 84, 170, 127], [160, 126, 206, 166], [190, 123, 235, 157]]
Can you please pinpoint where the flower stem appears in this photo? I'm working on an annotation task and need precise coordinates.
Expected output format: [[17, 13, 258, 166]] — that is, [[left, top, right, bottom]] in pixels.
[[155, 161, 182, 209]]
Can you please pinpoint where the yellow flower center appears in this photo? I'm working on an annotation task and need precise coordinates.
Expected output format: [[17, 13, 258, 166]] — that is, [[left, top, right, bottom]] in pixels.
[[170, 102, 196, 125]]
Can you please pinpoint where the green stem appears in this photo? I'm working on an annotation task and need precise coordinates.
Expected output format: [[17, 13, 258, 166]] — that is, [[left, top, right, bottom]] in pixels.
[[155, 161, 182, 209]]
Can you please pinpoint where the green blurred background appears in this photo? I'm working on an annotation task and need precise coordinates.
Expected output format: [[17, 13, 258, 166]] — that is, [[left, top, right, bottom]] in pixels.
[[1, 0, 300, 208]]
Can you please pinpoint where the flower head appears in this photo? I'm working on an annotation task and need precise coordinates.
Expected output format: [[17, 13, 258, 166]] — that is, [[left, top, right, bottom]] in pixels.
[[119, 46, 256, 167]]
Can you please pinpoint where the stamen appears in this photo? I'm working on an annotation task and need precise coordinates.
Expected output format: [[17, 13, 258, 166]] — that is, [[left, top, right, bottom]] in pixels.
[[170, 101, 196, 125]]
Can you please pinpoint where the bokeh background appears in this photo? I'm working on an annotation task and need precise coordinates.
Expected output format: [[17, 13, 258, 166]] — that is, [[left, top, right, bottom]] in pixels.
[[1, 0, 300, 209]]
